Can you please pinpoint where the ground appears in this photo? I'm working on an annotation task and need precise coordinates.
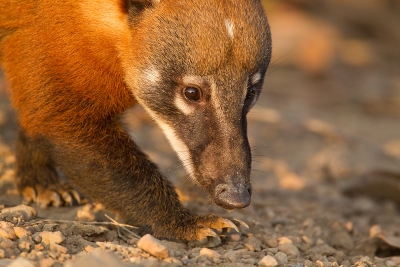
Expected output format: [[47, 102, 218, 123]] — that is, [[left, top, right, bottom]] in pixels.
[[0, 1, 400, 267]]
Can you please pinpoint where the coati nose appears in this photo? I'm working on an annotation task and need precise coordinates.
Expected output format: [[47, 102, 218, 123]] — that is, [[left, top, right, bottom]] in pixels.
[[214, 183, 252, 209]]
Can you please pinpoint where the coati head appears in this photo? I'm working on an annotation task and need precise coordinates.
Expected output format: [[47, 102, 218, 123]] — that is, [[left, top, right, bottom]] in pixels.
[[123, 0, 272, 210]]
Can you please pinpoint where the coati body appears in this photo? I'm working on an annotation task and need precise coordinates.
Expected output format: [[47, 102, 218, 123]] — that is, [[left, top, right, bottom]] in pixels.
[[0, 0, 271, 242]]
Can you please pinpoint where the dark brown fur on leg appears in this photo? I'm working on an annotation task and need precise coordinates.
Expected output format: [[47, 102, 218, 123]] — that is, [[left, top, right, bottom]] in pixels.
[[15, 129, 81, 208], [48, 120, 234, 242]]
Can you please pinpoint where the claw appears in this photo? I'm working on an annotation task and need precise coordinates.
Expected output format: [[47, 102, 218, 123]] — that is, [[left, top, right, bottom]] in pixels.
[[22, 186, 36, 204], [202, 227, 219, 239], [37, 190, 61, 208], [218, 218, 239, 233], [60, 190, 73, 206], [189, 227, 221, 247], [232, 218, 249, 229], [70, 190, 81, 205], [19, 184, 82, 208]]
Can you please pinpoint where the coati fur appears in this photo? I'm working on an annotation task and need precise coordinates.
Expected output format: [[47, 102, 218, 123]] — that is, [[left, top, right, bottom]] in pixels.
[[0, 0, 272, 242]]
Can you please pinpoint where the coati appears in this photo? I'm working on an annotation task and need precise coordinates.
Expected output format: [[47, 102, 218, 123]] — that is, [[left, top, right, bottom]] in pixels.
[[0, 0, 272, 242]]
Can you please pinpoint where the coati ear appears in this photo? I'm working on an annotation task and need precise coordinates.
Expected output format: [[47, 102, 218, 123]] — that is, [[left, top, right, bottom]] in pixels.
[[123, 0, 161, 18]]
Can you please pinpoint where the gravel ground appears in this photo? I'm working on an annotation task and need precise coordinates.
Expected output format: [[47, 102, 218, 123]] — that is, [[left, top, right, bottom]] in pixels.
[[1, 2, 400, 267]]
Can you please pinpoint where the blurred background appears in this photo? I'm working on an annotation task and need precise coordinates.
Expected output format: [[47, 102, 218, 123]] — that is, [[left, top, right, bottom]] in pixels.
[[1, 0, 400, 211]]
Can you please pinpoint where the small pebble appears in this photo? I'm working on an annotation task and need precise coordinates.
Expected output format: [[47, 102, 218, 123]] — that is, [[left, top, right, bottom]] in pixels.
[[258, 255, 278, 267], [229, 233, 242, 242], [274, 252, 288, 265], [369, 225, 382, 237], [77, 210, 96, 222], [32, 235, 42, 244], [345, 221, 353, 233], [241, 258, 257, 265], [137, 234, 170, 259], [224, 250, 237, 262], [52, 244, 68, 254], [264, 247, 278, 253], [279, 243, 300, 256], [265, 238, 278, 248], [1, 238, 15, 249], [199, 248, 220, 259], [1, 205, 37, 221], [316, 260, 324, 267], [40, 231, 64, 245], [18, 240, 32, 252], [278, 236, 293, 245], [245, 236, 262, 251], [304, 260, 313, 267], [13, 227, 29, 239], [302, 235, 312, 245], [0, 226, 16, 240]]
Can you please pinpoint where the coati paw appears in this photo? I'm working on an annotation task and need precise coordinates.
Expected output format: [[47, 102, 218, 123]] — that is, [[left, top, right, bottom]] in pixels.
[[188, 217, 243, 247], [22, 183, 82, 208]]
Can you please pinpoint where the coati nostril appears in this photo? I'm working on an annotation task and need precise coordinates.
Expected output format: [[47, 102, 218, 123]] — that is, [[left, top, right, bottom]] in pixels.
[[247, 187, 252, 196], [214, 183, 251, 210]]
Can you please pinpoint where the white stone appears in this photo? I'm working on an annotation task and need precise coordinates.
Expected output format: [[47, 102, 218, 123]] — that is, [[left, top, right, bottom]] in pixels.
[[137, 234, 170, 259], [1, 205, 37, 221], [199, 248, 220, 259], [258, 255, 278, 267]]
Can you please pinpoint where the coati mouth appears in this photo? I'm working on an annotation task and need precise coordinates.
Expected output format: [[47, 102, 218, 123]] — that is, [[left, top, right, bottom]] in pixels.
[[213, 183, 252, 210]]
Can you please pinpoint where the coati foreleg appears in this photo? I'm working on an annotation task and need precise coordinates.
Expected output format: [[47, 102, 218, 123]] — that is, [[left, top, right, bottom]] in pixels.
[[46, 119, 237, 242], [15, 129, 81, 208]]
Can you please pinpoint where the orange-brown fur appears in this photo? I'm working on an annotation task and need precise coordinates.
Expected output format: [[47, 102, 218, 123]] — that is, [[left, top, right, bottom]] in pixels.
[[1, 1, 133, 140]]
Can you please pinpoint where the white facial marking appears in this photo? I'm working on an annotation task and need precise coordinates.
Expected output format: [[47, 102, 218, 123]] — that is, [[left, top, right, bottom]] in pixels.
[[156, 120, 194, 177], [225, 19, 235, 40], [174, 94, 193, 115], [139, 105, 195, 177], [251, 72, 262, 85], [143, 68, 160, 84]]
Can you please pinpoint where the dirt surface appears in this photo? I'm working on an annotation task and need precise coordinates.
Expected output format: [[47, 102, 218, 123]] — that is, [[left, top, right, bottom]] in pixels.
[[1, 1, 400, 267]]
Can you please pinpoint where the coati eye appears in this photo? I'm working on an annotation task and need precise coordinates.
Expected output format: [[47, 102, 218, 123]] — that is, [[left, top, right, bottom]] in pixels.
[[183, 87, 201, 101], [245, 86, 257, 101]]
